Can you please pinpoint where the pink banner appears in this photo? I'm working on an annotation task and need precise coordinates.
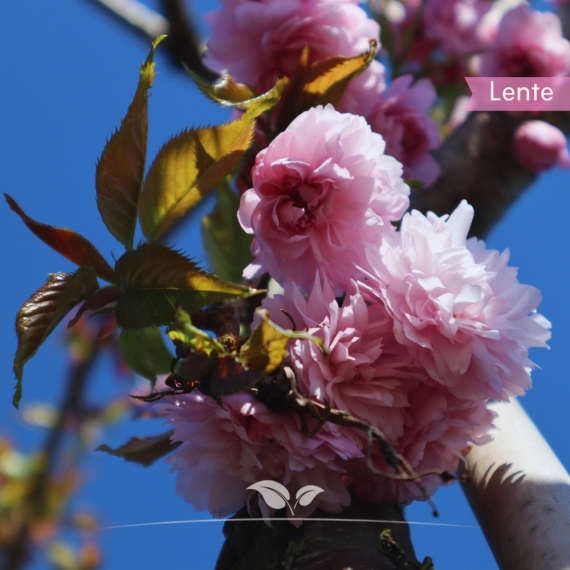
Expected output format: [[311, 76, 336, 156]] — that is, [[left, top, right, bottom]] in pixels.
[[465, 77, 570, 111]]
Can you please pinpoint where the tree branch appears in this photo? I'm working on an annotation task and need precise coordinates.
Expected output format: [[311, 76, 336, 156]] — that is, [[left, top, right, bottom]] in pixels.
[[410, 110, 570, 239], [83, 0, 216, 78]]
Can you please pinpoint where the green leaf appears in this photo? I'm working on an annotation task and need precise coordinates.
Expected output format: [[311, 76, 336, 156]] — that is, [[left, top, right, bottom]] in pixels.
[[240, 309, 326, 375], [96, 36, 165, 249], [119, 327, 173, 388], [13, 266, 99, 407], [187, 68, 287, 109], [114, 243, 258, 328], [202, 184, 252, 282], [5, 194, 115, 283], [139, 84, 284, 242], [96, 430, 180, 467]]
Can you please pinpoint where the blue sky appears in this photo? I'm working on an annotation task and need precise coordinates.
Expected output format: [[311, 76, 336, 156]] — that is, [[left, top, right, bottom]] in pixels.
[[1, 1, 569, 568]]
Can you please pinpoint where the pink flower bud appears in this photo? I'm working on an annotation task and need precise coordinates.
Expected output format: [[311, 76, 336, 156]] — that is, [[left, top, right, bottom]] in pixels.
[[513, 120, 570, 173]]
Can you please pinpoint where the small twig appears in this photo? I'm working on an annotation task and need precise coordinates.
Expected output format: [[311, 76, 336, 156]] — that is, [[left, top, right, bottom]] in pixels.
[[251, 367, 452, 515]]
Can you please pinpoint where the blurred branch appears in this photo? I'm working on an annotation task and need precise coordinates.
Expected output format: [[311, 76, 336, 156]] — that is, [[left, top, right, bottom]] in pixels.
[[85, 0, 169, 38], [2, 347, 100, 570], [410, 110, 570, 239], [83, 0, 216, 79]]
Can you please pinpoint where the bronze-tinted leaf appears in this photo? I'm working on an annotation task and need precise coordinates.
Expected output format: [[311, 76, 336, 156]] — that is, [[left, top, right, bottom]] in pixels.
[[187, 68, 287, 108], [5, 194, 115, 283], [202, 184, 253, 282], [139, 93, 282, 242], [96, 36, 165, 249], [114, 243, 257, 328], [96, 430, 180, 467], [119, 327, 173, 388], [13, 266, 99, 407], [68, 286, 123, 328]]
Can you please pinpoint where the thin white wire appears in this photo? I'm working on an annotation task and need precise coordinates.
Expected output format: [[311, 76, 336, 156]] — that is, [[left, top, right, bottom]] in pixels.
[[102, 517, 479, 530]]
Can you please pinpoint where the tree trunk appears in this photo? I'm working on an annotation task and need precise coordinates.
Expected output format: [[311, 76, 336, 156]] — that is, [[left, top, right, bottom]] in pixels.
[[215, 499, 426, 570]]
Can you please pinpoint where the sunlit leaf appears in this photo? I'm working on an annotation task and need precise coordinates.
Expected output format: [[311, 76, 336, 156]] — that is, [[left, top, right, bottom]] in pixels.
[[68, 285, 122, 328], [119, 327, 173, 388], [13, 266, 99, 407], [239, 309, 325, 376], [139, 93, 282, 242], [202, 184, 252, 282], [96, 430, 180, 467], [114, 243, 257, 328], [187, 68, 287, 108], [5, 194, 115, 283], [302, 39, 378, 108], [276, 40, 378, 132], [96, 36, 165, 249], [167, 308, 226, 355]]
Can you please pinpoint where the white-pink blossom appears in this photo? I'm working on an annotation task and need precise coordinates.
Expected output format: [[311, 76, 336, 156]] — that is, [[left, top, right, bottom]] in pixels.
[[259, 273, 422, 443], [477, 5, 570, 77], [338, 73, 441, 185], [352, 384, 496, 503], [368, 200, 551, 401], [513, 120, 570, 173], [259, 272, 499, 503], [238, 105, 409, 291], [161, 392, 360, 518], [423, 0, 492, 57], [204, 0, 380, 94]]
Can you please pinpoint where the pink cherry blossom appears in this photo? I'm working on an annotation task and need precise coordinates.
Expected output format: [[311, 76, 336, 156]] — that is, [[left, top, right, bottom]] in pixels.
[[368, 200, 551, 401], [477, 5, 570, 77], [259, 272, 499, 503], [259, 273, 422, 443], [423, 0, 492, 57], [204, 0, 380, 94], [352, 384, 496, 503], [366, 76, 441, 186], [513, 120, 570, 173], [161, 392, 360, 518], [238, 105, 409, 291]]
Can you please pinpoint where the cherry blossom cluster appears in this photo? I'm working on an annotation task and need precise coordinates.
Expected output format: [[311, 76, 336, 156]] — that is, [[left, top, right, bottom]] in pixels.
[[160, 0, 555, 519], [205, 0, 442, 185]]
